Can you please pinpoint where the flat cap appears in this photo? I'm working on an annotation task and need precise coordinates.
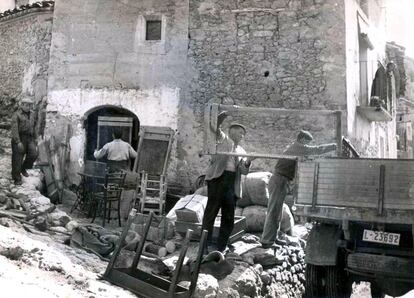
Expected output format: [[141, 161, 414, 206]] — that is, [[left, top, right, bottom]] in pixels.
[[21, 97, 34, 104], [229, 122, 247, 133]]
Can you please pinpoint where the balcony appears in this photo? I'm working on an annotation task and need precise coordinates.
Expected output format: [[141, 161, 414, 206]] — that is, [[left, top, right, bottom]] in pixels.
[[357, 105, 393, 122]]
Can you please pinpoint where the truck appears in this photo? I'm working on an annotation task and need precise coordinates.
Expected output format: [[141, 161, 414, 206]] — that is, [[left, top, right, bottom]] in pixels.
[[293, 157, 414, 298]]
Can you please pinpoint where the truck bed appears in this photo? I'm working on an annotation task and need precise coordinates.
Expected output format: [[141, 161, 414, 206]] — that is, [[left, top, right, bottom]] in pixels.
[[294, 158, 414, 224]]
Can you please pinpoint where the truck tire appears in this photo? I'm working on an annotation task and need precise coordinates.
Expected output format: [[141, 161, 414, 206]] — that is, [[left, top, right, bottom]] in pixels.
[[326, 266, 348, 298], [305, 265, 349, 298], [370, 283, 385, 298], [304, 264, 323, 298]]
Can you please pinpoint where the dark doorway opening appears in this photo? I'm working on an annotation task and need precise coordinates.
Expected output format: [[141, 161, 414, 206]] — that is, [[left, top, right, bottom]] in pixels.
[[84, 106, 140, 169]]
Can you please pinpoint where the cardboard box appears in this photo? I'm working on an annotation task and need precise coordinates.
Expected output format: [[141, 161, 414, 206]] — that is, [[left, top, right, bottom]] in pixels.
[[175, 215, 246, 243], [171, 194, 207, 223]]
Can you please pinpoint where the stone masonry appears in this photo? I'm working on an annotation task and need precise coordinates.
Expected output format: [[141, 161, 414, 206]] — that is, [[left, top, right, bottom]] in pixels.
[[179, 0, 346, 179], [0, 4, 53, 139]]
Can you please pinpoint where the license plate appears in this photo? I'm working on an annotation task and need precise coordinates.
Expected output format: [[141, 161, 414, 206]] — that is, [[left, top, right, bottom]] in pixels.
[[363, 229, 400, 246]]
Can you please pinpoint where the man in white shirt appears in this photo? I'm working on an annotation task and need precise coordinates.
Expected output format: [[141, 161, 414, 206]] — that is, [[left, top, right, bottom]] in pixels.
[[202, 111, 253, 253], [94, 128, 137, 172]]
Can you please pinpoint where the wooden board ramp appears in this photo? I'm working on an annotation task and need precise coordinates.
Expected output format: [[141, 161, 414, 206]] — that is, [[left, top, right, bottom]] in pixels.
[[37, 140, 60, 203], [203, 103, 342, 159]]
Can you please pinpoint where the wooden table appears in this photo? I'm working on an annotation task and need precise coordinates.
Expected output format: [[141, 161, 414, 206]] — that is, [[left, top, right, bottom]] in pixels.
[[71, 171, 105, 216]]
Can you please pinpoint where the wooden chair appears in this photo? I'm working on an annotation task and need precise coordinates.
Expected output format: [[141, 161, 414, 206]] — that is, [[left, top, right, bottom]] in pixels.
[[91, 171, 126, 227], [139, 172, 167, 215], [133, 126, 174, 215]]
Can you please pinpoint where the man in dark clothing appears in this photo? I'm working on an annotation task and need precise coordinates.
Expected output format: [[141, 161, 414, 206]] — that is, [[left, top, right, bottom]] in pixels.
[[202, 111, 253, 253], [11, 97, 38, 185], [261, 130, 337, 248]]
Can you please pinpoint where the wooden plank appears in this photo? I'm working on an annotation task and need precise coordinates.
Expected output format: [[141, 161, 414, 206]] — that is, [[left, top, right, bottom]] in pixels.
[[298, 181, 379, 188], [299, 193, 379, 202], [97, 122, 133, 127], [296, 191, 378, 202], [104, 209, 137, 277], [378, 165, 385, 215], [315, 202, 377, 208], [218, 104, 340, 116], [311, 163, 319, 209], [204, 104, 341, 157], [383, 193, 414, 200], [98, 116, 133, 122], [296, 195, 378, 207], [142, 134, 171, 141], [214, 151, 298, 160], [315, 190, 378, 196], [293, 205, 414, 224], [383, 203, 414, 210], [299, 188, 378, 199], [383, 199, 414, 206], [385, 177, 414, 184], [385, 187, 414, 193], [299, 180, 380, 189], [299, 169, 379, 175], [317, 164, 381, 171]]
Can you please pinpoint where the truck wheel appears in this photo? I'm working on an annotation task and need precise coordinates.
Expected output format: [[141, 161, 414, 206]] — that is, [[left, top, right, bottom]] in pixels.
[[370, 283, 385, 298], [326, 266, 349, 298], [304, 264, 324, 298]]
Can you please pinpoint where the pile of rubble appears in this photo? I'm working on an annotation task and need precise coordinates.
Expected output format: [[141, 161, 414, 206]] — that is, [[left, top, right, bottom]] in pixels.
[[0, 166, 78, 237], [193, 233, 307, 298]]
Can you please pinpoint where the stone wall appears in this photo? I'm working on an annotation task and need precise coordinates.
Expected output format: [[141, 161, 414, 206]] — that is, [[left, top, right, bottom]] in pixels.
[[0, 7, 53, 136], [178, 0, 346, 182], [46, 0, 190, 184]]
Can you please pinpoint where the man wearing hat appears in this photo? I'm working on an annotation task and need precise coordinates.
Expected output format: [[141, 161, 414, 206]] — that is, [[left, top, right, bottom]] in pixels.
[[202, 111, 253, 253], [11, 97, 38, 185], [261, 130, 337, 248]]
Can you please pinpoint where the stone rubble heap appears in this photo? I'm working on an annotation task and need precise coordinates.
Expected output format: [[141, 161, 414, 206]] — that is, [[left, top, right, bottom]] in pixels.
[[211, 234, 307, 298], [0, 144, 77, 236]]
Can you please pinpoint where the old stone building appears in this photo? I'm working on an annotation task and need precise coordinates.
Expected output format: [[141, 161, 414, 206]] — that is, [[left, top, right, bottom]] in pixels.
[[0, 0, 404, 189]]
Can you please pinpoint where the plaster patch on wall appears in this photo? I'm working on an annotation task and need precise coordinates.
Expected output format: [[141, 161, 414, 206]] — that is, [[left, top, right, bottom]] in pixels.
[[22, 63, 36, 95], [47, 86, 180, 129]]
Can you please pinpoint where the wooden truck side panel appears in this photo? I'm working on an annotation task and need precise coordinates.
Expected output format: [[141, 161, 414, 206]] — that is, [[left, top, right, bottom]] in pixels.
[[294, 158, 414, 224]]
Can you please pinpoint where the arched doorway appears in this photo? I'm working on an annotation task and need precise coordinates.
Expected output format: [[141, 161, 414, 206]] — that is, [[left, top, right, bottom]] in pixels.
[[84, 106, 140, 168]]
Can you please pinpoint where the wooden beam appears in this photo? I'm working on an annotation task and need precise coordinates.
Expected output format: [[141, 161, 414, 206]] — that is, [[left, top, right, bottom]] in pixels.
[[213, 151, 298, 160], [203, 103, 343, 158], [311, 162, 320, 210], [104, 209, 137, 277], [216, 103, 341, 116], [378, 165, 385, 216]]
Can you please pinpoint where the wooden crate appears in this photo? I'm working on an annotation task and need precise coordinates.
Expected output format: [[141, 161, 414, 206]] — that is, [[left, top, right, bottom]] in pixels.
[[175, 216, 246, 243]]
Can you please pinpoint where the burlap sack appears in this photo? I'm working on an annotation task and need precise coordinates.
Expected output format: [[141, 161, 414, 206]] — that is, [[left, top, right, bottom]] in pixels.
[[242, 205, 267, 232], [235, 206, 243, 216], [280, 203, 295, 234], [241, 203, 294, 234], [240, 172, 272, 207]]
